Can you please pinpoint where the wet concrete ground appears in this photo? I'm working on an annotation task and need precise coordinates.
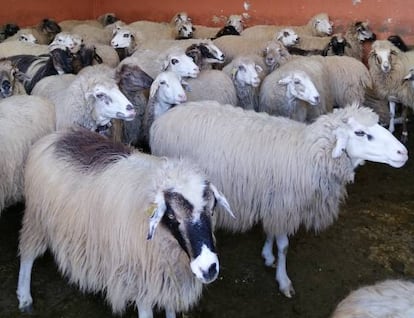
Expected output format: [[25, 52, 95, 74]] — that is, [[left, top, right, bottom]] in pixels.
[[1, 124, 413, 318]]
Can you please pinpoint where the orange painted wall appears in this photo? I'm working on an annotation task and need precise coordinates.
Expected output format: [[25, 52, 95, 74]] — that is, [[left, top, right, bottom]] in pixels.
[[1, 0, 413, 42]]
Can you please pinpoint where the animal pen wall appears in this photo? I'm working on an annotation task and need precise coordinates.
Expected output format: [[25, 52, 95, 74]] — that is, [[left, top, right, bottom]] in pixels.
[[2, 0, 414, 43]]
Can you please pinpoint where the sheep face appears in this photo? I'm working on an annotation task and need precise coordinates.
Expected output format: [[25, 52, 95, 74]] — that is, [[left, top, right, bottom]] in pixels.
[[148, 182, 233, 284], [199, 42, 225, 64], [150, 71, 187, 112], [232, 63, 262, 87], [278, 71, 320, 105], [176, 20, 194, 39], [276, 28, 300, 47], [326, 35, 351, 56], [370, 45, 399, 73], [332, 115, 408, 168], [89, 84, 135, 125], [0, 69, 13, 98], [18, 33, 37, 43], [226, 14, 244, 34], [163, 54, 200, 79], [49, 32, 79, 53], [312, 16, 333, 36], [355, 21, 376, 42], [111, 28, 134, 49], [263, 41, 290, 70]]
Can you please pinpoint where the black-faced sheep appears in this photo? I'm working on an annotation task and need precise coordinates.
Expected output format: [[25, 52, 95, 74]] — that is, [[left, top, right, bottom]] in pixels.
[[331, 279, 414, 318], [150, 101, 408, 298], [0, 95, 55, 213], [5, 47, 75, 93], [17, 128, 233, 318], [0, 23, 20, 42]]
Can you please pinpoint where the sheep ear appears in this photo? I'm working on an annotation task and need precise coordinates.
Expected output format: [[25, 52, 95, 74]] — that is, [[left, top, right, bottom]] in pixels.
[[255, 64, 263, 73], [147, 194, 167, 240], [149, 79, 160, 98], [181, 79, 192, 92], [278, 75, 292, 85], [332, 127, 349, 158], [210, 184, 235, 218]]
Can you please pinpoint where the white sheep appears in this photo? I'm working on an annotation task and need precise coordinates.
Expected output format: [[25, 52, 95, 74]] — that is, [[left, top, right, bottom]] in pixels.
[[32, 64, 135, 132], [368, 40, 414, 134], [127, 20, 185, 42], [259, 56, 333, 121], [0, 95, 55, 213], [222, 55, 263, 110], [241, 12, 333, 41], [150, 101, 408, 298], [0, 60, 26, 98], [275, 28, 300, 47], [140, 70, 187, 150], [331, 279, 414, 318], [110, 26, 143, 57], [131, 47, 200, 79], [59, 13, 119, 32], [17, 128, 234, 318]]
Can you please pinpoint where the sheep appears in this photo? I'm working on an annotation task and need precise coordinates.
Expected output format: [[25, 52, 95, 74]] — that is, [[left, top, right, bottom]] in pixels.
[[5, 47, 75, 93], [213, 25, 240, 39], [110, 58, 154, 146], [131, 47, 200, 79], [32, 64, 135, 132], [262, 40, 292, 73], [140, 70, 187, 151], [368, 40, 414, 136], [259, 56, 332, 121], [275, 28, 300, 47], [0, 60, 27, 98], [110, 26, 143, 59], [222, 56, 263, 110], [241, 12, 333, 41], [342, 21, 376, 60], [127, 20, 187, 42], [387, 34, 413, 52], [0, 95, 55, 213], [184, 42, 225, 70], [59, 13, 119, 32], [4, 18, 61, 44], [212, 35, 270, 66], [291, 34, 352, 56], [150, 101, 408, 298], [193, 14, 244, 40], [0, 23, 20, 42], [17, 127, 234, 317], [261, 48, 372, 111], [331, 279, 414, 318]]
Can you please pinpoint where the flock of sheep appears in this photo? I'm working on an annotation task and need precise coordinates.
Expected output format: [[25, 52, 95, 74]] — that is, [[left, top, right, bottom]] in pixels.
[[0, 10, 413, 318]]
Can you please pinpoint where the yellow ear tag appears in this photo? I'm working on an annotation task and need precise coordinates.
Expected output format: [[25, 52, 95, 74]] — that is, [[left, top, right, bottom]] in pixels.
[[146, 203, 157, 217], [231, 67, 237, 79]]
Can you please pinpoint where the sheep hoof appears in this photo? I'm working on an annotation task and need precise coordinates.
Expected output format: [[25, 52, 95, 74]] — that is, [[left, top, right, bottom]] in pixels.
[[280, 285, 296, 298], [19, 303, 33, 314]]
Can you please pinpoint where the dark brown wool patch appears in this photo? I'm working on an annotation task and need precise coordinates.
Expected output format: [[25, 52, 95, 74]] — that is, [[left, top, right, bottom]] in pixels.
[[54, 128, 132, 171]]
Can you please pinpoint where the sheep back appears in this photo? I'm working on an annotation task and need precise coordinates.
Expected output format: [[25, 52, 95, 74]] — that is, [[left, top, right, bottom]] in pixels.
[[21, 129, 208, 313], [0, 95, 55, 212], [150, 101, 357, 235]]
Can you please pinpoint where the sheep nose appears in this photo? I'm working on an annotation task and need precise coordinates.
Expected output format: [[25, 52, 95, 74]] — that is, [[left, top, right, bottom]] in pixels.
[[220, 53, 225, 60], [2, 80, 11, 91], [202, 263, 218, 283], [314, 96, 320, 104], [178, 94, 187, 103]]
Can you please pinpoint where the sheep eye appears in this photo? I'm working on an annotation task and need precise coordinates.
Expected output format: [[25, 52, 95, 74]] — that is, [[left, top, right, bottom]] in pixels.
[[354, 130, 365, 137], [96, 93, 105, 99], [293, 79, 301, 84], [123, 33, 130, 38], [171, 58, 179, 65], [160, 80, 167, 85]]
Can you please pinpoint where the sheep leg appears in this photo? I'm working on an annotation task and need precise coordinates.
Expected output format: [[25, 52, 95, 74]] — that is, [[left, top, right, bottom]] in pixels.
[[137, 305, 153, 318], [400, 105, 409, 144], [16, 256, 35, 313], [165, 308, 176, 318], [275, 234, 295, 298], [261, 234, 275, 267], [388, 101, 396, 133]]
